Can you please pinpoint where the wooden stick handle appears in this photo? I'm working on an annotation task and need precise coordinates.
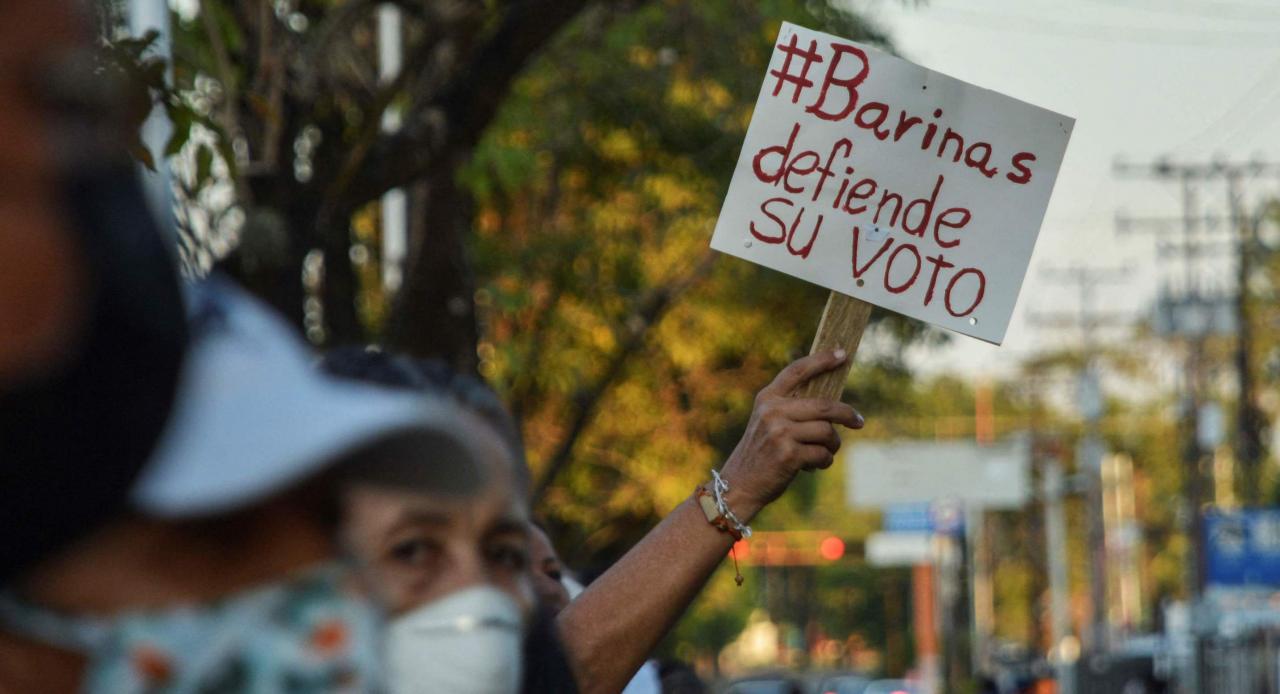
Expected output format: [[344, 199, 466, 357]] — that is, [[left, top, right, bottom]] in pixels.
[[796, 291, 874, 400]]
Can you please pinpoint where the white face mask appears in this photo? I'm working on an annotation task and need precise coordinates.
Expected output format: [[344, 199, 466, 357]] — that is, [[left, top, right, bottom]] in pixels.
[[386, 586, 525, 694]]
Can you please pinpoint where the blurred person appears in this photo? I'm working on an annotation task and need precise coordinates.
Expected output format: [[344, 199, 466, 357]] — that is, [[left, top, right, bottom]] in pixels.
[[339, 435, 532, 694], [0, 0, 188, 580], [322, 347, 863, 694], [321, 348, 543, 694], [529, 522, 572, 615], [0, 280, 491, 692], [521, 521, 584, 693]]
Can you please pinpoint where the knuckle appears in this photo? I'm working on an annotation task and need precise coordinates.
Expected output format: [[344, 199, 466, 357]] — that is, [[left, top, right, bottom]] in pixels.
[[778, 440, 799, 460]]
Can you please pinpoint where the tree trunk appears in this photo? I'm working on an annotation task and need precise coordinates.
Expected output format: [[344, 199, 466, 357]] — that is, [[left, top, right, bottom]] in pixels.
[[319, 216, 365, 346], [217, 175, 309, 334], [387, 151, 480, 372]]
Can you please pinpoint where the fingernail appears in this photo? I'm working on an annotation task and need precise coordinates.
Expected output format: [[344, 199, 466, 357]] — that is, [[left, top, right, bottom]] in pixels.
[[834, 349, 847, 361], [854, 412, 865, 427]]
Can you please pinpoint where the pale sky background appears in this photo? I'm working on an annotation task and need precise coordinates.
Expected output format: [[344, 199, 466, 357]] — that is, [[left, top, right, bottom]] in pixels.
[[846, 0, 1280, 380]]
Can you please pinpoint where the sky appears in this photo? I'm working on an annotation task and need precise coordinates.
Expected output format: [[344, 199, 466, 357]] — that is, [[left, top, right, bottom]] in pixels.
[[847, 0, 1280, 379]]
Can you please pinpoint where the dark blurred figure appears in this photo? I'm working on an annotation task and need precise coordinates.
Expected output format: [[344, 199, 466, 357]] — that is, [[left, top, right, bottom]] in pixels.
[[657, 660, 706, 694], [529, 521, 572, 614], [0, 0, 187, 580]]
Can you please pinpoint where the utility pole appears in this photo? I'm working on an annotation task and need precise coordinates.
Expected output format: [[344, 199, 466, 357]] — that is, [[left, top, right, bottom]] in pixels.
[[1032, 265, 1130, 657], [1225, 170, 1267, 500], [971, 383, 995, 677], [1115, 159, 1280, 507], [1043, 457, 1075, 694], [1112, 169, 1214, 606]]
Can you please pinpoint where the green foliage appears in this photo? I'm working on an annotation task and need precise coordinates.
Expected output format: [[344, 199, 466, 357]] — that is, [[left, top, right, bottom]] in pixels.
[[467, 0, 899, 535], [94, 30, 166, 170]]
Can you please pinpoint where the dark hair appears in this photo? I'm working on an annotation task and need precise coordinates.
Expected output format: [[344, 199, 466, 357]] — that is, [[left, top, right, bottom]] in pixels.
[[318, 346, 528, 486], [521, 603, 581, 694]]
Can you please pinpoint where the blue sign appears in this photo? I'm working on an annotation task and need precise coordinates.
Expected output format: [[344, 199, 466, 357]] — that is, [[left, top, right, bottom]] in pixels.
[[882, 502, 965, 536], [1205, 508, 1280, 587], [884, 503, 932, 533]]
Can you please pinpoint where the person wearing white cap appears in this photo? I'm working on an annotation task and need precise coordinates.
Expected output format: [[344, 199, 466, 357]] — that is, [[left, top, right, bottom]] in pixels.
[[0, 279, 493, 693]]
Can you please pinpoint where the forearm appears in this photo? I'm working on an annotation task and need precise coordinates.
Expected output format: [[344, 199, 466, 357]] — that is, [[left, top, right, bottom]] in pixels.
[[554, 350, 859, 694], [557, 492, 757, 694]]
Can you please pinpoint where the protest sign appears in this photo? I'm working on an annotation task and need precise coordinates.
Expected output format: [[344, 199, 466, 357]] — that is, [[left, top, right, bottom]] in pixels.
[[711, 22, 1073, 360]]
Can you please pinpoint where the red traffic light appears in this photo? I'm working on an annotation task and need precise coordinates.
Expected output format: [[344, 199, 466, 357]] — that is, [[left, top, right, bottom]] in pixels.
[[819, 535, 845, 561]]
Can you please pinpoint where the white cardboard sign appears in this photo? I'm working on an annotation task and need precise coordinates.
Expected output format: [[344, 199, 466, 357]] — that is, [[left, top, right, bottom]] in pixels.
[[710, 22, 1073, 343]]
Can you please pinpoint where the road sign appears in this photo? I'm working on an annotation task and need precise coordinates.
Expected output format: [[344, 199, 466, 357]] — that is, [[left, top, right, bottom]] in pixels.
[[883, 502, 932, 532], [845, 434, 1031, 509], [866, 531, 933, 567], [882, 501, 965, 536], [1206, 509, 1280, 588]]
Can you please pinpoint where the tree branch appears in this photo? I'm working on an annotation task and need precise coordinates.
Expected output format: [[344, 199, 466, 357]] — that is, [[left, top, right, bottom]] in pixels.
[[320, 12, 460, 208], [509, 279, 566, 424], [201, 1, 239, 133], [531, 250, 716, 505], [352, 0, 598, 203]]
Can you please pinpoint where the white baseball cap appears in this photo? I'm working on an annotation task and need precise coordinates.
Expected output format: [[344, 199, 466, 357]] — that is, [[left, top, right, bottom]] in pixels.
[[132, 277, 480, 518]]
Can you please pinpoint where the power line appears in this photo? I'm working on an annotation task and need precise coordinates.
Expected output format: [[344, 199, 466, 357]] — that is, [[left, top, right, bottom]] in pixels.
[[920, 6, 1280, 47], [1217, 85, 1280, 151], [1173, 52, 1280, 154], [1080, 0, 1280, 23]]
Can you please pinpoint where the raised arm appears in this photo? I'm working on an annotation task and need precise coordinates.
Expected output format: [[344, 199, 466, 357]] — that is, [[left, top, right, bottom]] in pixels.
[[556, 350, 864, 694]]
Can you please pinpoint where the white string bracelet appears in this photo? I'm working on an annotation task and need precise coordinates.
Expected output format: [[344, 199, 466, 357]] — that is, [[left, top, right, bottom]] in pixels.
[[710, 469, 752, 539]]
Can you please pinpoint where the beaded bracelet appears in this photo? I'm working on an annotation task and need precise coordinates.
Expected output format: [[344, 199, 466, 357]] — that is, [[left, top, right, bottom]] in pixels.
[[694, 470, 753, 586]]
